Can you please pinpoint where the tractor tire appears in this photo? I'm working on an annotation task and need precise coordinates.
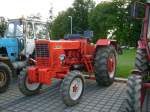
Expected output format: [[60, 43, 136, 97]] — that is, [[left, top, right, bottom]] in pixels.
[[0, 62, 12, 93], [125, 74, 142, 112], [135, 49, 148, 72], [60, 70, 85, 106], [94, 46, 117, 86], [18, 68, 42, 96]]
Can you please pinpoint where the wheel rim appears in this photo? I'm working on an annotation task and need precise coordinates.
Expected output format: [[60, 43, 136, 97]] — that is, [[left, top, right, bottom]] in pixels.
[[0, 71, 6, 87], [69, 77, 83, 100], [107, 53, 116, 78], [25, 76, 40, 91]]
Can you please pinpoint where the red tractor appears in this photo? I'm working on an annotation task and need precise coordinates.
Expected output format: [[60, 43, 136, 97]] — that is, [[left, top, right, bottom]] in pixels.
[[18, 34, 117, 106], [125, 1, 150, 112]]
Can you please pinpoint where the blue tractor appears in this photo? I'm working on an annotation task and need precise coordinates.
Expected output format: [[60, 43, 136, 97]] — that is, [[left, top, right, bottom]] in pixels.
[[0, 18, 49, 93]]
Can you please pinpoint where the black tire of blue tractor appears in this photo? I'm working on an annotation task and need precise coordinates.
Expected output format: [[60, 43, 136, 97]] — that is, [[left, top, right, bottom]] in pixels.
[[125, 74, 142, 112], [0, 62, 12, 93], [135, 49, 148, 71], [60, 70, 85, 106], [18, 69, 42, 96], [94, 46, 117, 86]]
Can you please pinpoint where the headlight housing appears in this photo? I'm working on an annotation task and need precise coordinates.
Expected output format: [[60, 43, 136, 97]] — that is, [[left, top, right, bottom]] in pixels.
[[59, 54, 65, 61]]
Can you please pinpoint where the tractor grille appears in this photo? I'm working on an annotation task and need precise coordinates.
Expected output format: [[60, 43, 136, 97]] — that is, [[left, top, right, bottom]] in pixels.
[[35, 43, 50, 66], [36, 44, 49, 57]]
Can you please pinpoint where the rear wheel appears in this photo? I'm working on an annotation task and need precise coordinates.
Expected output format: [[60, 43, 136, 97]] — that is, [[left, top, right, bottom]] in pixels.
[[60, 70, 84, 106], [0, 62, 11, 93], [18, 69, 42, 96], [94, 46, 117, 86], [125, 49, 149, 112], [135, 49, 148, 71], [125, 74, 142, 112]]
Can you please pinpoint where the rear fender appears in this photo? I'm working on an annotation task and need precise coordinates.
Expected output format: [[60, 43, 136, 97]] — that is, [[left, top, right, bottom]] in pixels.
[[96, 39, 117, 50], [95, 39, 118, 60], [138, 40, 146, 49], [0, 57, 14, 75]]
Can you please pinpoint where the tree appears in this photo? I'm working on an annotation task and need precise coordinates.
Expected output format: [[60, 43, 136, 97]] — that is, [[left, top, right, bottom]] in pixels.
[[50, 0, 145, 46], [111, 0, 131, 45], [72, 0, 95, 33], [50, 0, 95, 38], [88, 0, 143, 46], [0, 17, 7, 37], [113, 0, 145, 46], [88, 1, 118, 42], [51, 9, 72, 39]]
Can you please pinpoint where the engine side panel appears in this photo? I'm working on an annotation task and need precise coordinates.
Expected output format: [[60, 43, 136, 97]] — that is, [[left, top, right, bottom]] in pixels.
[[0, 38, 19, 62]]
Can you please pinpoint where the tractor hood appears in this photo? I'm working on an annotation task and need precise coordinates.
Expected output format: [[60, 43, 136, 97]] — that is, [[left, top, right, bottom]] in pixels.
[[0, 37, 18, 47], [35, 40, 81, 50]]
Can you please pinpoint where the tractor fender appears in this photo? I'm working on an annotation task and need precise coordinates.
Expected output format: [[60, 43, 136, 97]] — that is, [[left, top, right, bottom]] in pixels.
[[96, 39, 117, 50], [96, 39, 112, 46], [138, 40, 146, 49], [95, 39, 118, 60]]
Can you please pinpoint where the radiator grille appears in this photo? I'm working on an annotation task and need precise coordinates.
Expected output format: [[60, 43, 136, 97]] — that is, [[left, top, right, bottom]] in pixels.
[[35, 43, 50, 66], [36, 44, 49, 57]]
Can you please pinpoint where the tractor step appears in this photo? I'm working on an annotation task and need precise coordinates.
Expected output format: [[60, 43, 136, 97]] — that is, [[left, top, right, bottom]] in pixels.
[[83, 74, 127, 83], [114, 77, 127, 83]]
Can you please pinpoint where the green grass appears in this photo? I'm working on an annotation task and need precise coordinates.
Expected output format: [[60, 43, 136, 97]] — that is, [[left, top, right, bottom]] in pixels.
[[116, 49, 136, 78]]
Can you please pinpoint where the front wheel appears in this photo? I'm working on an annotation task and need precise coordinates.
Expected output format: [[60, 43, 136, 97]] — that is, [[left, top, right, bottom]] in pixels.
[[0, 62, 12, 93], [125, 74, 142, 112], [18, 69, 42, 96], [60, 70, 85, 106]]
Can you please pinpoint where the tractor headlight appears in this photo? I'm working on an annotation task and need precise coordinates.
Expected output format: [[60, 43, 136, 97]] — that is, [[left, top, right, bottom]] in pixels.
[[59, 54, 65, 61]]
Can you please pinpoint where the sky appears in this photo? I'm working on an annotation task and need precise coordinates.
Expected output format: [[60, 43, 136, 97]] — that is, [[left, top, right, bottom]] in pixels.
[[0, 0, 102, 21]]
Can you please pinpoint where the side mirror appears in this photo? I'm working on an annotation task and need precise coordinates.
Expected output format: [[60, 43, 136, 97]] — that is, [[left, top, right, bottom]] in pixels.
[[131, 1, 145, 19]]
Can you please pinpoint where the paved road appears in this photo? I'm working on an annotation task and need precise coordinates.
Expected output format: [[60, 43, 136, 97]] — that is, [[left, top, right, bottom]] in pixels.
[[0, 80, 127, 112]]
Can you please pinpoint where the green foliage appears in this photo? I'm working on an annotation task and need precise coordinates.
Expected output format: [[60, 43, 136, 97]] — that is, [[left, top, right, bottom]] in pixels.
[[113, 0, 143, 46], [88, 0, 145, 46], [50, 0, 146, 46], [72, 0, 95, 33], [88, 1, 118, 42], [50, 0, 95, 39], [51, 10, 71, 39], [0, 18, 7, 37]]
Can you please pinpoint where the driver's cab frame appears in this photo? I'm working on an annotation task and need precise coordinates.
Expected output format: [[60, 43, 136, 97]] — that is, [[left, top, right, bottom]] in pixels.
[[140, 3, 150, 61], [132, 2, 150, 61], [5, 18, 49, 60]]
